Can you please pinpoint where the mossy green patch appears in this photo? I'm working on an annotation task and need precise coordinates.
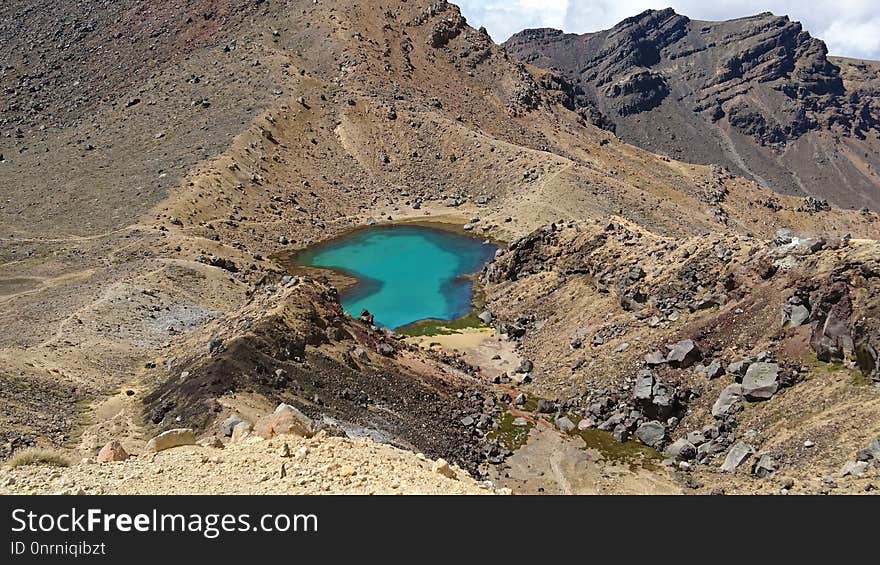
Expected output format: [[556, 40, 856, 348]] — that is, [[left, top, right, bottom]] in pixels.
[[486, 411, 533, 452], [563, 413, 662, 471], [396, 310, 486, 336], [803, 354, 864, 385]]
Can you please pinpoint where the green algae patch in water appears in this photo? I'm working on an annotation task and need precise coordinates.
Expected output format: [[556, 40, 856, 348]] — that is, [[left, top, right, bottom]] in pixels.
[[294, 225, 497, 330]]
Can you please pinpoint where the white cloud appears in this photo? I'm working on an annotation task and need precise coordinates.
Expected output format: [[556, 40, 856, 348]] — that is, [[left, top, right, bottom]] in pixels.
[[456, 0, 880, 59]]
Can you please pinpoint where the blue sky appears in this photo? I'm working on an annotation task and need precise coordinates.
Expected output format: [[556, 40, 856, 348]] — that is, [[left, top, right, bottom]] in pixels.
[[456, 0, 880, 59]]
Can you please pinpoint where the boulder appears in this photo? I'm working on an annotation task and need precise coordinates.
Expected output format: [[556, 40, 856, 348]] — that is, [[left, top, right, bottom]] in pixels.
[[685, 431, 707, 446], [96, 440, 129, 463], [840, 461, 869, 478], [664, 438, 696, 461], [856, 437, 880, 462], [220, 415, 243, 437], [376, 342, 395, 357], [698, 440, 727, 460], [712, 384, 743, 418], [598, 413, 624, 431], [555, 416, 575, 433], [231, 421, 253, 442], [752, 454, 777, 478], [612, 424, 630, 443], [781, 303, 810, 328], [721, 442, 753, 472], [644, 350, 666, 365], [666, 339, 702, 368], [649, 382, 676, 420], [431, 458, 458, 480], [703, 360, 724, 379], [741, 362, 780, 400], [809, 282, 853, 362], [635, 421, 665, 448], [511, 372, 532, 385], [536, 399, 556, 414], [727, 358, 752, 378], [477, 311, 493, 325], [633, 369, 655, 403], [578, 418, 595, 430], [254, 404, 315, 439], [144, 428, 196, 453]]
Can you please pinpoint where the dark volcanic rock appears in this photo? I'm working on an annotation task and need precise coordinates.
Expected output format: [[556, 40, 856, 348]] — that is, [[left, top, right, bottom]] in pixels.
[[635, 420, 666, 447], [853, 317, 880, 383], [741, 362, 781, 400], [666, 339, 702, 368], [809, 282, 853, 362], [721, 442, 754, 472], [665, 438, 696, 461], [712, 384, 743, 418], [504, 10, 880, 210]]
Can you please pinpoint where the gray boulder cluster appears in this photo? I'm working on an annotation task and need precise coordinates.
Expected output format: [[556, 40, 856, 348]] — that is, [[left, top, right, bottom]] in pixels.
[[839, 437, 880, 478], [643, 345, 796, 477], [580, 353, 694, 448]]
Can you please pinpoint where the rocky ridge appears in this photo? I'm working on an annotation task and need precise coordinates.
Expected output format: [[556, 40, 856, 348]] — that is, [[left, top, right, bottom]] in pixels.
[[504, 9, 880, 211], [477, 219, 880, 491], [1, 0, 879, 494]]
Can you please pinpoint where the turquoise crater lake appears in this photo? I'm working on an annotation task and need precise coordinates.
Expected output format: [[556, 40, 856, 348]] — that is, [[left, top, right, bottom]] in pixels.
[[295, 225, 498, 330]]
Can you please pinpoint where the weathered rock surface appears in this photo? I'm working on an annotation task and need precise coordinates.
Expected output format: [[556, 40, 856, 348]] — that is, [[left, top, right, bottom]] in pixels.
[[96, 440, 129, 463], [665, 438, 696, 461], [144, 428, 196, 453], [220, 415, 244, 437], [752, 454, 777, 478], [635, 421, 666, 448], [253, 404, 315, 439], [741, 363, 781, 400], [712, 384, 743, 418], [666, 339, 702, 368], [721, 442, 754, 472], [505, 9, 880, 210]]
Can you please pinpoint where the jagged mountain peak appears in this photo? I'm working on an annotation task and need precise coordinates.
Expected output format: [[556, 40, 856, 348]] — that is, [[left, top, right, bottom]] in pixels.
[[505, 8, 880, 211]]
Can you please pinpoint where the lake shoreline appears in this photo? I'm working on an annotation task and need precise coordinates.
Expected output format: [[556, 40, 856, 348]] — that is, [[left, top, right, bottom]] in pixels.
[[283, 223, 497, 332]]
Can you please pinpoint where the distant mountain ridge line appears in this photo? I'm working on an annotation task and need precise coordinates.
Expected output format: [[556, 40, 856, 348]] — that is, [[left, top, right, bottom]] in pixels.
[[504, 7, 880, 211]]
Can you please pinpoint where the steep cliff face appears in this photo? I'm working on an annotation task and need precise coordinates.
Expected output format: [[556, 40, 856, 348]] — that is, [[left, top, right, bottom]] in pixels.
[[505, 10, 880, 211]]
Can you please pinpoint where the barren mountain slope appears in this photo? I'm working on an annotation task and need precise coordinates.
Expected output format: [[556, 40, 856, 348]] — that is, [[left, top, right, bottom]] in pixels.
[[1, 1, 879, 494], [504, 10, 880, 211], [479, 220, 880, 493]]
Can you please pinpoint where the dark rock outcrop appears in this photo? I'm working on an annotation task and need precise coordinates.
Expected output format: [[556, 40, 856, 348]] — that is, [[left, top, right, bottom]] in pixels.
[[809, 281, 853, 362], [504, 9, 880, 210]]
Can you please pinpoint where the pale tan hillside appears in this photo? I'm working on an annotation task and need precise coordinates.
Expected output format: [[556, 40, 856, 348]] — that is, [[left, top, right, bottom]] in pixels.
[[0, 432, 498, 495], [1, 0, 879, 495]]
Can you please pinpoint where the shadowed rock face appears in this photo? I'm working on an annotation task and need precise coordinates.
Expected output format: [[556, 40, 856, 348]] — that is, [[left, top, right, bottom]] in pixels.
[[504, 9, 880, 211]]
